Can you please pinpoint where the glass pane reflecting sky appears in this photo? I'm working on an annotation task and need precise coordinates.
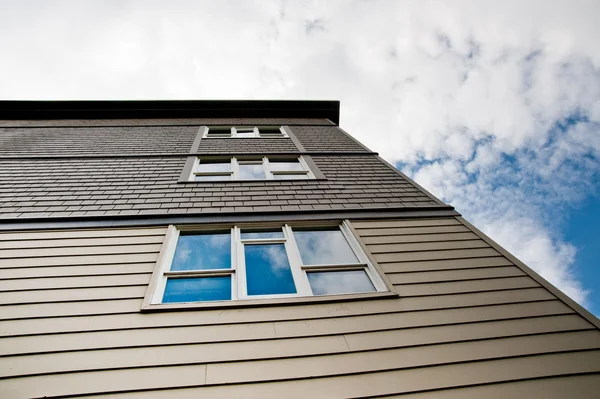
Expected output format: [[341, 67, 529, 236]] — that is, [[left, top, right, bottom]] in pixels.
[[308, 270, 375, 295], [239, 164, 266, 180], [293, 229, 359, 265], [171, 233, 231, 271], [163, 277, 231, 303], [245, 244, 296, 296], [269, 160, 303, 171], [197, 161, 231, 173], [241, 230, 284, 239]]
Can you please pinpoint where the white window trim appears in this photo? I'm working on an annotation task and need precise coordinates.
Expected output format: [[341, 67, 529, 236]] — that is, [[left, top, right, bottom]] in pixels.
[[202, 126, 288, 138], [147, 222, 388, 306], [188, 156, 315, 181]]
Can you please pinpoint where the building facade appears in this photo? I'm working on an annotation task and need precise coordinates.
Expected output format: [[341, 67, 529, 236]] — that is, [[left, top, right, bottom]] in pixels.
[[0, 100, 599, 398]]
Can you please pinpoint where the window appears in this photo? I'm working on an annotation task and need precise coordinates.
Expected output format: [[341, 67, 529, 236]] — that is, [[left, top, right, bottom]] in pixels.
[[148, 222, 387, 305], [189, 156, 315, 181], [203, 126, 288, 138]]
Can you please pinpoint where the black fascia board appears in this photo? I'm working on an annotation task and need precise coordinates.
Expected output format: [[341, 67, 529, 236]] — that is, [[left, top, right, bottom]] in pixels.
[[0, 100, 341, 124]]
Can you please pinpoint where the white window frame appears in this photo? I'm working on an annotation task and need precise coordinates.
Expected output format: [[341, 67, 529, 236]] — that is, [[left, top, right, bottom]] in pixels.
[[188, 156, 315, 181], [149, 221, 388, 305], [202, 126, 288, 138]]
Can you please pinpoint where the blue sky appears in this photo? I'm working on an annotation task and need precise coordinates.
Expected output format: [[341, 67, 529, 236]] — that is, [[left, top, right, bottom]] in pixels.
[[0, 0, 598, 312]]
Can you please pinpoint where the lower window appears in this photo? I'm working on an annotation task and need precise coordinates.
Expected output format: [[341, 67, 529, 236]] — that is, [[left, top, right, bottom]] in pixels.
[[149, 222, 387, 304]]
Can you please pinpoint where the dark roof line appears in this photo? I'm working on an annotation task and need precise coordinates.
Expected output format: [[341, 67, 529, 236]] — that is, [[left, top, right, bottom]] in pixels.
[[0, 100, 341, 124]]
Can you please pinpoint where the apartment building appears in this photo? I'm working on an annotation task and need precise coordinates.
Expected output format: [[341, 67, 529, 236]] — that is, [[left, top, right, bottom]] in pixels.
[[0, 100, 598, 398]]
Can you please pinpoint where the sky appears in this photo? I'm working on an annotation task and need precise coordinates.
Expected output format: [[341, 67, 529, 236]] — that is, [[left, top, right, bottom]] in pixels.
[[0, 0, 598, 313]]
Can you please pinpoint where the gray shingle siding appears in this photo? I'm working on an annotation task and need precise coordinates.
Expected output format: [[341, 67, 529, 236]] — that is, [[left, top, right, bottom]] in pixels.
[[0, 126, 197, 156], [0, 117, 447, 220], [292, 126, 370, 152], [0, 155, 439, 219]]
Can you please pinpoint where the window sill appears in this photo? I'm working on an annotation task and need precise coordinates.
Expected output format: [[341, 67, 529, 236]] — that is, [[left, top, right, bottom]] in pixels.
[[141, 291, 398, 312], [177, 178, 328, 184], [202, 137, 289, 139]]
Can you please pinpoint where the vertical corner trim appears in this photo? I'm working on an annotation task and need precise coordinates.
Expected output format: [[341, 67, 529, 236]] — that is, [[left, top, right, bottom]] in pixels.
[[282, 126, 306, 152], [178, 156, 197, 182], [302, 155, 326, 180], [190, 126, 208, 153]]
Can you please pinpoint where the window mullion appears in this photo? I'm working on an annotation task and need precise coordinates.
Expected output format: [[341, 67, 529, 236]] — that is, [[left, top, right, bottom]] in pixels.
[[232, 157, 239, 179], [264, 157, 274, 180], [283, 224, 313, 296], [234, 226, 247, 299], [188, 158, 200, 181], [231, 127, 237, 137], [253, 127, 260, 137]]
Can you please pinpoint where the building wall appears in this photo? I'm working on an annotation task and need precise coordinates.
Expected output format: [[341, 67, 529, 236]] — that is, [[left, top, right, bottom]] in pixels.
[[1, 217, 598, 398], [0, 117, 440, 219]]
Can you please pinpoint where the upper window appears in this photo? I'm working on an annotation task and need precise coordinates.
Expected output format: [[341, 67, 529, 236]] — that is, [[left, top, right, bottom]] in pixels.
[[189, 156, 315, 182], [148, 222, 387, 305], [203, 126, 288, 138]]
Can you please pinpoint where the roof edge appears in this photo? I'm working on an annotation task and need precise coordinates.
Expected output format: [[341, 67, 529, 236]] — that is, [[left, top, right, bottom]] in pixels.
[[0, 100, 341, 124]]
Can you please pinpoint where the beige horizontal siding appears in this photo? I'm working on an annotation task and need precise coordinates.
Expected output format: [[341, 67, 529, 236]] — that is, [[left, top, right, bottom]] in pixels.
[[0, 287, 555, 322], [380, 374, 600, 399], [381, 256, 513, 273], [0, 220, 597, 398], [0, 273, 151, 291], [1, 314, 592, 369], [361, 231, 479, 244], [388, 265, 526, 284], [0, 285, 148, 305], [0, 243, 163, 259], [0, 299, 143, 320], [0, 299, 571, 338], [374, 248, 501, 263], [0, 262, 155, 279], [357, 225, 471, 237], [352, 219, 462, 229], [0, 252, 159, 268], [0, 301, 577, 356], [394, 276, 540, 296], [368, 239, 490, 254], [0, 234, 165, 249], [205, 331, 600, 384], [79, 373, 600, 399], [0, 227, 167, 241]]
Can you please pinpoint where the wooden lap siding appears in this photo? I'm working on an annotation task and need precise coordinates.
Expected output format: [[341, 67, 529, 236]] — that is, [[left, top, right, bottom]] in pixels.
[[0, 219, 598, 398]]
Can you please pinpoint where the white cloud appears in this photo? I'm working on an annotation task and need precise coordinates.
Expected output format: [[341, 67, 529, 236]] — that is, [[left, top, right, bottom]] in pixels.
[[0, 0, 598, 305]]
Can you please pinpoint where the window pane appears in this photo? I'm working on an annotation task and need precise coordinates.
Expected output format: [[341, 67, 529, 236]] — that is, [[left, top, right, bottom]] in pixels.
[[171, 233, 231, 271], [241, 230, 284, 239], [273, 173, 308, 180], [195, 175, 231, 181], [269, 159, 303, 171], [163, 277, 231, 303], [239, 164, 266, 180], [244, 244, 296, 296], [207, 128, 231, 136], [307, 270, 375, 295], [293, 229, 359, 265], [259, 127, 283, 136], [196, 161, 231, 173]]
